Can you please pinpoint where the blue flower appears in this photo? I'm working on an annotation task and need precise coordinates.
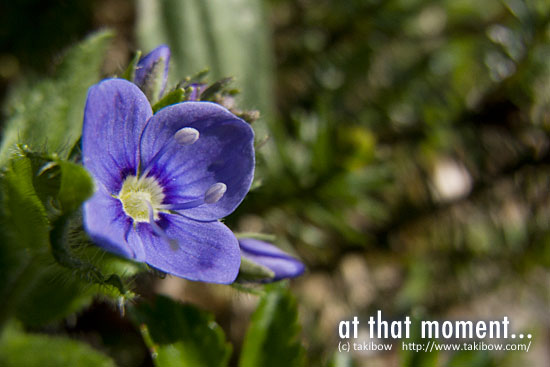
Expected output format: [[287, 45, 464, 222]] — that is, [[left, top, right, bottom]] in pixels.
[[239, 238, 305, 282], [134, 45, 171, 101], [82, 78, 255, 283]]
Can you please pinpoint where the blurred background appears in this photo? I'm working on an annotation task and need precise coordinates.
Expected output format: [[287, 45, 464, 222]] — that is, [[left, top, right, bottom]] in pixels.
[[1, 0, 549, 366]]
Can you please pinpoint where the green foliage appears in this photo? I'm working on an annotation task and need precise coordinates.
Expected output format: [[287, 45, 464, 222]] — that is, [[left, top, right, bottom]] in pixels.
[[0, 32, 138, 331], [240, 283, 305, 367], [0, 322, 116, 367], [131, 295, 232, 367], [0, 157, 50, 327], [327, 352, 355, 367], [0, 156, 49, 252], [13, 265, 95, 327], [152, 87, 186, 112], [446, 350, 495, 367], [400, 326, 439, 367], [0, 0, 549, 365], [56, 160, 94, 213], [0, 31, 113, 166], [121, 50, 142, 82], [0, 148, 134, 328], [136, 0, 274, 134]]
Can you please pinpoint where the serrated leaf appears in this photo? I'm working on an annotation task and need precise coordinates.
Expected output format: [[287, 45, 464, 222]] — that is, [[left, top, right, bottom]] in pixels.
[[0, 154, 131, 328], [0, 31, 113, 166], [131, 295, 232, 367], [239, 284, 305, 367], [0, 322, 116, 367]]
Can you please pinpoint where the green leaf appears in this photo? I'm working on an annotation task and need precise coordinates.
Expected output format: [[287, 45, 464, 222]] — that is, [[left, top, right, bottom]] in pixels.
[[152, 87, 186, 113], [14, 266, 95, 327], [239, 284, 305, 367], [121, 50, 142, 82], [56, 160, 94, 213], [0, 156, 50, 252], [0, 31, 113, 166], [0, 322, 116, 367], [0, 156, 51, 327], [0, 153, 132, 329], [447, 350, 495, 367], [327, 352, 355, 367], [131, 295, 232, 367]]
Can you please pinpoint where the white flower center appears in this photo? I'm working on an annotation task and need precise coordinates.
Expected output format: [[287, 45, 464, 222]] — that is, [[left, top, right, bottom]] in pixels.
[[118, 175, 165, 223]]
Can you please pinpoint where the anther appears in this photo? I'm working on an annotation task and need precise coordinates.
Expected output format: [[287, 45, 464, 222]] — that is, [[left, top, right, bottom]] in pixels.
[[161, 182, 228, 211], [174, 127, 199, 146], [204, 182, 227, 204]]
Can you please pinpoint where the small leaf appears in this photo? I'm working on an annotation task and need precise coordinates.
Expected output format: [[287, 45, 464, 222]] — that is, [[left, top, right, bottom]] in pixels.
[[199, 77, 234, 101], [152, 88, 186, 112], [131, 295, 232, 367], [185, 68, 210, 85], [0, 322, 116, 367], [239, 283, 306, 367], [121, 50, 142, 82]]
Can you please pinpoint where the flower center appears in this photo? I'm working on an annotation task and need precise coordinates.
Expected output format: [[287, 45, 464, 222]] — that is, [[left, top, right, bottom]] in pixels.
[[118, 175, 165, 223]]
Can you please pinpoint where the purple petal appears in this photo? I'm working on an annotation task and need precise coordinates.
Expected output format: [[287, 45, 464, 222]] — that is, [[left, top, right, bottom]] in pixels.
[[83, 189, 135, 259], [82, 79, 152, 193], [239, 238, 305, 281], [128, 216, 241, 283], [139, 102, 255, 221], [134, 45, 171, 99]]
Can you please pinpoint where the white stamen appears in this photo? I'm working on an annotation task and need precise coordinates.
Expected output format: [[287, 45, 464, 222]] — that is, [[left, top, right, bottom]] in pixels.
[[174, 127, 200, 145], [204, 182, 227, 204]]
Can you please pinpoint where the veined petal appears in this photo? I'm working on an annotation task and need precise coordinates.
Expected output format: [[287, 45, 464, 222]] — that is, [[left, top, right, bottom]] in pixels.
[[140, 102, 255, 221], [82, 79, 152, 193], [83, 189, 136, 259], [239, 238, 305, 281], [129, 215, 241, 283]]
